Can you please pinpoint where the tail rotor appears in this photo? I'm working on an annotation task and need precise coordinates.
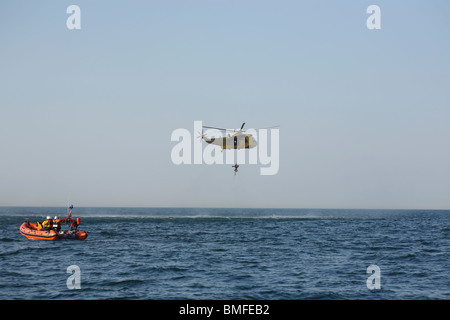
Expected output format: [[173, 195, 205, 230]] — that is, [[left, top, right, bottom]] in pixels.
[[196, 129, 205, 141]]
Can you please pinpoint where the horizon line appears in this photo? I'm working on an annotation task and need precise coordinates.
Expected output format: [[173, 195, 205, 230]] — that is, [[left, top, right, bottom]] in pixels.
[[0, 205, 449, 211]]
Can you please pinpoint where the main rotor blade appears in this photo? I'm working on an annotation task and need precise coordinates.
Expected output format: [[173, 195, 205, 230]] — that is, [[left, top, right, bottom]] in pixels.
[[203, 126, 230, 131], [258, 125, 280, 129]]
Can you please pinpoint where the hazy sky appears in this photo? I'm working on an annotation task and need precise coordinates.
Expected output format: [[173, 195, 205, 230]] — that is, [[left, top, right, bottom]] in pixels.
[[1, 1, 449, 209]]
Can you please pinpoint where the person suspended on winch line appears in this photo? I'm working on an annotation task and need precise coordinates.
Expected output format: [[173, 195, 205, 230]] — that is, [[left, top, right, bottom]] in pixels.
[[232, 163, 239, 176]]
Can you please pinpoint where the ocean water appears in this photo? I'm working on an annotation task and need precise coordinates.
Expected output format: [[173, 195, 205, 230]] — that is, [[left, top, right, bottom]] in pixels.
[[0, 207, 449, 300]]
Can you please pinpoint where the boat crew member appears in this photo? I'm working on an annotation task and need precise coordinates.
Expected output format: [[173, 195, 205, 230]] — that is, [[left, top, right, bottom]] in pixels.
[[53, 216, 61, 232], [41, 216, 53, 231], [70, 220, 78, 231]]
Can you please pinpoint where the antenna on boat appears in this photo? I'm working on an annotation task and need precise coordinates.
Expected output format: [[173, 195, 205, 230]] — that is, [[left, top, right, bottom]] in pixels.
[[68, 204, 74, 219]]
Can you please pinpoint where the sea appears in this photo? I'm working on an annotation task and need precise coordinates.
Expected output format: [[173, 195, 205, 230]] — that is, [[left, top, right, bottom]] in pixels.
[[0, 207, 449, 301]]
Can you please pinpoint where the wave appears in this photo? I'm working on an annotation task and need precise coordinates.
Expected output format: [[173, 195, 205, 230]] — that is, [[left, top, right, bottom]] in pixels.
[[102, 279, 146, 287]]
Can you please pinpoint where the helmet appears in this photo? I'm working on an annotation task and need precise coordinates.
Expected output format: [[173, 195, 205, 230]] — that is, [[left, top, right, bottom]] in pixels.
[[54, 216, 59, 220], [46, 216, 51, 220]]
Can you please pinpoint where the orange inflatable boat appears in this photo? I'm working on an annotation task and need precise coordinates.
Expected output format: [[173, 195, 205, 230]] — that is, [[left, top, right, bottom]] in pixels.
[[20, 221, 88, 240], [20, 216, 88, 241], [19, 205, 88, 241]]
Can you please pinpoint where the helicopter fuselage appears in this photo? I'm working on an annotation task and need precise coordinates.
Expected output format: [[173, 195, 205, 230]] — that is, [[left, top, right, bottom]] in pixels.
[[202, 133, 257, 150]]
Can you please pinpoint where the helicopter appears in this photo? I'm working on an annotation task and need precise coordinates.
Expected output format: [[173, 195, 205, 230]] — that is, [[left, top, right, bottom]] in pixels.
[[199, 122, 258, 150]]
